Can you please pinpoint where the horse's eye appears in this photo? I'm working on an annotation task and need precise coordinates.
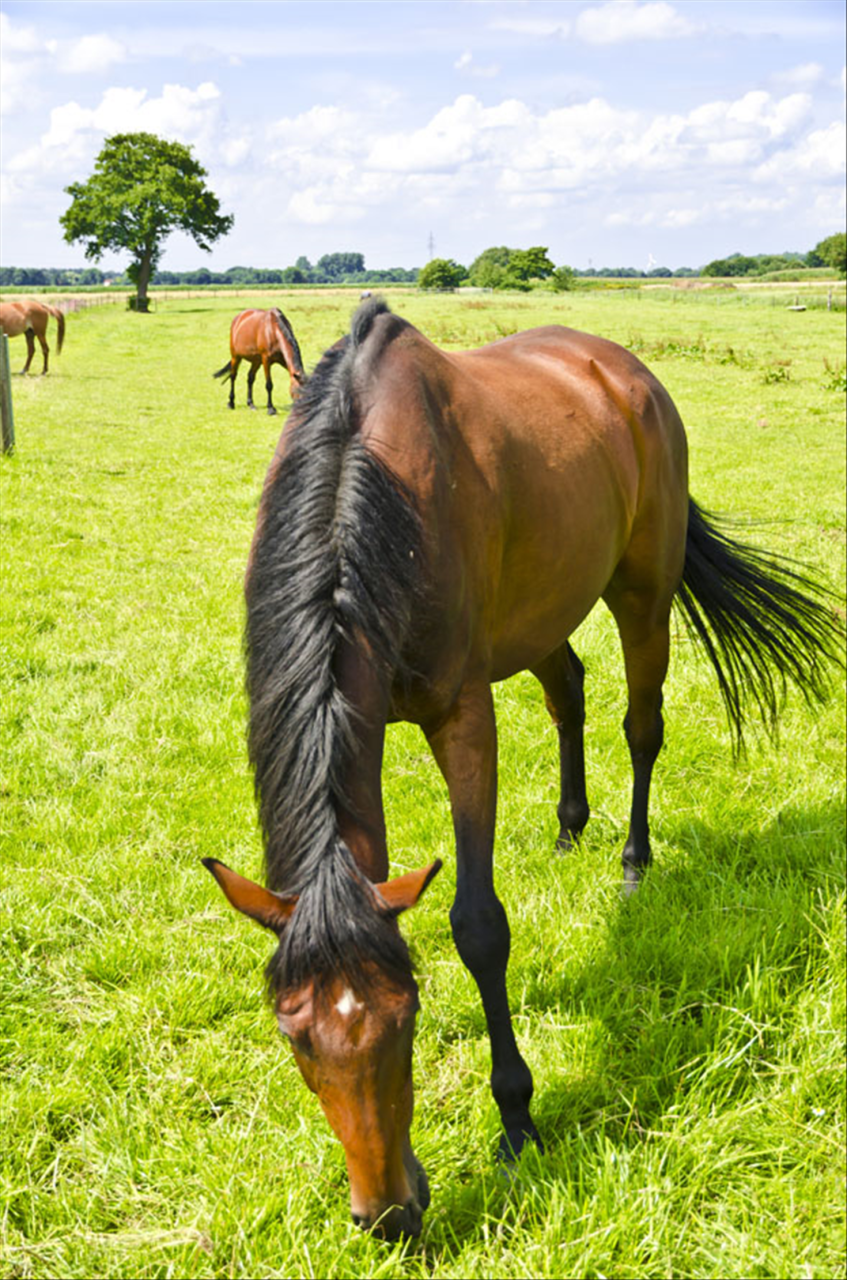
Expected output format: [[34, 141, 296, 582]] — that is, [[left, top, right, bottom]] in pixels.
[[277, 1014, 315, 1058]]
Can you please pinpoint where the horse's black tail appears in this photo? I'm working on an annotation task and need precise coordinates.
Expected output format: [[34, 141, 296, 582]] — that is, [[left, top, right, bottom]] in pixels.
[[675, 498, 845, 750], [212, 361, 232, 379]]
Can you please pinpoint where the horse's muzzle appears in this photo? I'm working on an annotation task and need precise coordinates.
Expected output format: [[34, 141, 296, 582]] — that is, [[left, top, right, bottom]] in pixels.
[[352, 1198, 423, 1240]]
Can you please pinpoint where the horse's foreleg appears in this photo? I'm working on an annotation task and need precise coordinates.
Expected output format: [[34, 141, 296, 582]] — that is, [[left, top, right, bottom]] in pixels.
[[425, 681, 541, 1162], [263, 355, 276, 415], [605, 591, 671, 891], [246, 359, 259, 410], [532, 642, 589, 851], [21, 331, 35, 375]]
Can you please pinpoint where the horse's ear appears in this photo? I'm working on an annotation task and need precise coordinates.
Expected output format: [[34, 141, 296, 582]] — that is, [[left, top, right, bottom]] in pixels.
[[375, 860, 442, 915], [202, 859, 297, 934]]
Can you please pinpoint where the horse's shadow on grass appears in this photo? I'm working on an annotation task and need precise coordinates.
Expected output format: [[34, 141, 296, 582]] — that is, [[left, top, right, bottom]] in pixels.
[[420, 797, 845, 1255]]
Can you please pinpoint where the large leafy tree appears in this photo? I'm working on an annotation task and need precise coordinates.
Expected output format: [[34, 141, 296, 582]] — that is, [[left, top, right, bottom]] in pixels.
[[812, 233, 847, 277], [418, 258, 466, 290], [60, 132, 234, 311], [315, 252, 365, 280], [467, 244, 555, 289], [509, 247, 555, 281]]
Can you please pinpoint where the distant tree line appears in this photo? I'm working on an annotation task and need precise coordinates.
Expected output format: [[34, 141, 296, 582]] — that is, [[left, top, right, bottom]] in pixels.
[[418, 245, 699, 292], [701, 236, 846, 278], [419, 236, 846, 292], [0, 255, 419, 288], [4, 234, 843, 291]]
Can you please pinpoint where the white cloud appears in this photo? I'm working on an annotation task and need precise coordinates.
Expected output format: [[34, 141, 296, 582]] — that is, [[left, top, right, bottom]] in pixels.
[[0, 54, 34, 115], [606, 192, 792, 230], [810, 186, 846, 226], [367, 95, 493, 173], [454, 51, 500, 78], [249, 84, 836, 248], [359, 88, 812, 191], [58, 34, 127, 74], [488, 17, 571, 38], [0, 13, 47, 114], [5, 81, 231, 188], [0, 12, 42, 53], [34, 82, 220, 154], [754, 120, 847, 182], [575, 1, 697, 44], [659, 208, 701, 229], [773, 62, 825, 87], [268, 104, 358, 146], [287, 186, 364, 225]]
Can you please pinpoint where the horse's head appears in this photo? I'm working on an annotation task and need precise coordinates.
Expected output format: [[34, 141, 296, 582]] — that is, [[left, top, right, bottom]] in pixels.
[[203, 858, 441, 1239], [289, 370, 307, 401]]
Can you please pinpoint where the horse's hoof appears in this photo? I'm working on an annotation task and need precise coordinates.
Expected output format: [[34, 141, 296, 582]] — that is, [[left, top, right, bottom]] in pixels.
[[621, 864, 645, 897], [498, 1122, 544, 1167], [267, 407, 277, 416], [247, 403, 257, 411]]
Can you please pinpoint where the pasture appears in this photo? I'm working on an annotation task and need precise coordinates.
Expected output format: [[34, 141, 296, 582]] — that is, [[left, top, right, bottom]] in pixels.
[[1, 287, 845, 1279]]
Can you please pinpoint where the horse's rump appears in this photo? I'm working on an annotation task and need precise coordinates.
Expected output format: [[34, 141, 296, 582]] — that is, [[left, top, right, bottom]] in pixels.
[[0, 303, 28, 338]]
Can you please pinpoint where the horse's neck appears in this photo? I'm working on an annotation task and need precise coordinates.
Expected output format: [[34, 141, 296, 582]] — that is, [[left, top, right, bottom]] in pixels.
[[272, 314, 300, 373], [334, 634, 391, 883]]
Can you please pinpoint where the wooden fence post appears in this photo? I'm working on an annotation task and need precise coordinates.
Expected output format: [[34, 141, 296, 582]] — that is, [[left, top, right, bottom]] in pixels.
[[0, 333, 14, 455]]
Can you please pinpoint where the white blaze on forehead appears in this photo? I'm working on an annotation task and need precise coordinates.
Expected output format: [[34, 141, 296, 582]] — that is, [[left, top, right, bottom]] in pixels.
[[335, 987, 364, 1018]]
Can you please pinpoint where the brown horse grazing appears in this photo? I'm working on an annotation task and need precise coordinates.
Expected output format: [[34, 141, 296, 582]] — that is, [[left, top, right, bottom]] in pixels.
[[213, 307, 305, 413], [0, 299, 65, 374], [203, 299, 842, 1239]]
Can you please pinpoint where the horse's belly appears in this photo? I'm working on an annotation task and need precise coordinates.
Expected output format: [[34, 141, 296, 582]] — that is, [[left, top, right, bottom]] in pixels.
[[486, 421, 637, 677], [489, 521, 625, 679]]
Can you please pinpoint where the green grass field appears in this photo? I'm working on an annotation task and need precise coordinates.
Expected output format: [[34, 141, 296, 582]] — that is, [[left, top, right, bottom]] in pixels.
[[1, 288, 845, 1280]]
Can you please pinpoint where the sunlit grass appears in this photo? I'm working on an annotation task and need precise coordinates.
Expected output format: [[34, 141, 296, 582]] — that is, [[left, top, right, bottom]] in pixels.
[[1, 288, 844, 1278]]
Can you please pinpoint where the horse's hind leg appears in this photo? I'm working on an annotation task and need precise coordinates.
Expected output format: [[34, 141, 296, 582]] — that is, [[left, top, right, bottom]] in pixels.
[[21, 331, 35, 375], [37, 331, 49, 375], [425, 681, 541, 1161], [604, 584, 672, 891], [531, 642, 589, 851], [228, 357, 241, 409]]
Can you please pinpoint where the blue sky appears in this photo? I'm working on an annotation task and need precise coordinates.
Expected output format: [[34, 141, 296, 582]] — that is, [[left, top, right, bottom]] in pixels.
[[1, 1, 844, 272]]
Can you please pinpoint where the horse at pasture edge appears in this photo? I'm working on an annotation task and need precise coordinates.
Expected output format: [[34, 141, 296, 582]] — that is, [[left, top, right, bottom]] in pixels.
[[0, 299, 65, 374]]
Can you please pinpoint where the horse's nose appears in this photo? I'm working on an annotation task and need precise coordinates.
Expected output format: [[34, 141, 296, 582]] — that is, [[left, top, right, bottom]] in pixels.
[[351, 1201, 422, 1240]]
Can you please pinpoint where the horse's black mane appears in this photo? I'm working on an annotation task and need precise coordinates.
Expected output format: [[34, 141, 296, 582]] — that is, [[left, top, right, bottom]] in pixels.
[[271, 307, 305, 376], [246, 298, 424, 996]]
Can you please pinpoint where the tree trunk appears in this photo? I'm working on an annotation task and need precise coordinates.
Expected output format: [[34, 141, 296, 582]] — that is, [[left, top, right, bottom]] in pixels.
[[134, 246, 154, 313]]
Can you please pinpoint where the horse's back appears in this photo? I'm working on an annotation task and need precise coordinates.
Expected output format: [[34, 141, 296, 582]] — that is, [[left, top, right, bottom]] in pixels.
[[231, 308, 283, 359], [361, 318, 689, 695]]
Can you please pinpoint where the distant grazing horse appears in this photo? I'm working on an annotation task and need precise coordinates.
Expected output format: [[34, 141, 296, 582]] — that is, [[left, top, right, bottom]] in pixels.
[[213, 307, 305, 413], [204, 299, 842, 1239], [0, 299, 65, 374]]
